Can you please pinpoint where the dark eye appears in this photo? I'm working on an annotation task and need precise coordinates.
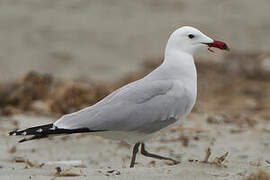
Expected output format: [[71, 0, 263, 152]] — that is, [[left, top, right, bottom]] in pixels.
[[188, 34, 195, 39]]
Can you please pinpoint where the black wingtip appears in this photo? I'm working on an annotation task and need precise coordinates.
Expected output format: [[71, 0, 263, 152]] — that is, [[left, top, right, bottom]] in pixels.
[[8, 129, 19, 136], [18, 138, 27, 143], [9, 123, 107, 143], [8, 129, 28, 136]]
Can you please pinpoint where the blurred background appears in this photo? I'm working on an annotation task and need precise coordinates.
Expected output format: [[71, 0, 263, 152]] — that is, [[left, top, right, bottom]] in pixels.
[[0, 0, 269, 82], [1, 0, 270, 117], [1, 0, 270, 179]]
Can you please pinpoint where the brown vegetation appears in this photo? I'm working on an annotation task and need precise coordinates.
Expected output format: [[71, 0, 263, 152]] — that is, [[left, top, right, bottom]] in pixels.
[[1, 52, 270, 125]]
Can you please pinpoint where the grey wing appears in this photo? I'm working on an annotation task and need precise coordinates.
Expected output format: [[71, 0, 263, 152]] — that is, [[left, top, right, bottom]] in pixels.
[[54, 80, 189, 133]]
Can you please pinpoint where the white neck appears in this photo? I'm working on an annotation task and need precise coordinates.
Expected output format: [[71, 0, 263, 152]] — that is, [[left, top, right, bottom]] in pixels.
[[145, 48, 197, 94], [161, 49, 196, 80]]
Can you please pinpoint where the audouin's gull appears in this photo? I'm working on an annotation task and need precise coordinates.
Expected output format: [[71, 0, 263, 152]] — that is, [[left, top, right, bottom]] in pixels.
[[9, 26, 229, 168]]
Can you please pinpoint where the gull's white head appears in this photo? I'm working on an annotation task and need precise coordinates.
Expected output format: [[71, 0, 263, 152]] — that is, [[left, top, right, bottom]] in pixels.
[[166, 26, 229, 55]]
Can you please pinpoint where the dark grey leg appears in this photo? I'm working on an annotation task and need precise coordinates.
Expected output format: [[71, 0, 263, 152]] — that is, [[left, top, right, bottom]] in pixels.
[[140, 143, 180, 165], [130, 142, 141, 168]]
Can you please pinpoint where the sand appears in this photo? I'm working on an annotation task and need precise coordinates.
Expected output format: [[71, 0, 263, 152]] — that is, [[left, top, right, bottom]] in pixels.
[[1, 113, 270, 180]]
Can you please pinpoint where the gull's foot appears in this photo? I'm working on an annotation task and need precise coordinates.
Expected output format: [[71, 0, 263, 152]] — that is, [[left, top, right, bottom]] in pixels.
[[166, 159, 180, 165]]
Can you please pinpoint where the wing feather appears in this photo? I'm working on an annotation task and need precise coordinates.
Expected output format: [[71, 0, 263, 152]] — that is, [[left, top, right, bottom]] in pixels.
[[54, 80, 189, 133]]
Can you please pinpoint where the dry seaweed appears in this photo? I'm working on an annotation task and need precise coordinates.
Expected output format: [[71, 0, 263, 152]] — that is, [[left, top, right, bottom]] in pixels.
[[196, 148, 229, 167], [12, 157, 43, 168], [52, 167, 81, 177], [244, 169, 270, 180], [202, 147, 211, 163], [1, 55, 270, 129], [212, 152, 229, 167]]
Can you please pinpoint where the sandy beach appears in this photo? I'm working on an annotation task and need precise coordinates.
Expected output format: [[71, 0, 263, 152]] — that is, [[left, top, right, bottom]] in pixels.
[[1, 113, 270, 180]]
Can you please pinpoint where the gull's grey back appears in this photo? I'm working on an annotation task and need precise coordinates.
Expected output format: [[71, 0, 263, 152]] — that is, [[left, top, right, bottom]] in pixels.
[[54, 73, 194, 135]]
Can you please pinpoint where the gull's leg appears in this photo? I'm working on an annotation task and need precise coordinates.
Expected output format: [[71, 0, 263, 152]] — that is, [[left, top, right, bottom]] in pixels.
[[140, 143, 180, 165], [130, 142, 141, 168]]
